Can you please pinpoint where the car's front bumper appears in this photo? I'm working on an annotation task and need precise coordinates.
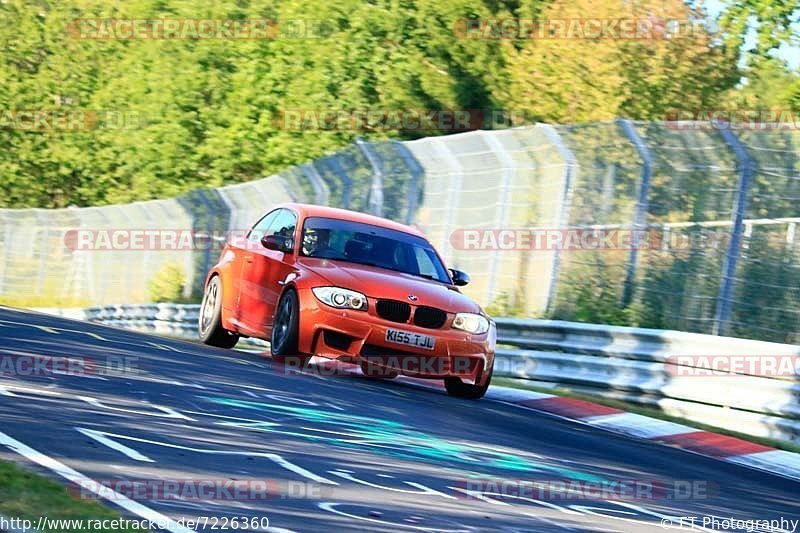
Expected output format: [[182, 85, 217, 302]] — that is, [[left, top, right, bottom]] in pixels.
[[296, 287, 495, 385]]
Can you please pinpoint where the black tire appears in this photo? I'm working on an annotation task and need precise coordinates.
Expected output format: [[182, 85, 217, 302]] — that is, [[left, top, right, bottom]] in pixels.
[[270, 288, 310, 367], [444, 365, 493, 399], [199, 276, 239, 349]]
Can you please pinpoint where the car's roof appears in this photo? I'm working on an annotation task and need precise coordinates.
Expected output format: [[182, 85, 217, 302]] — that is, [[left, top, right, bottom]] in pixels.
[[280, 203, 426, 238]]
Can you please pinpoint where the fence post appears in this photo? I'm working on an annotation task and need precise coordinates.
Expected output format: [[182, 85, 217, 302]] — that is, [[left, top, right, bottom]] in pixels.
[[541, 124, 578, 314], [323, 156, 352, 210], [713, 128, 755, 336], [391, 141, 424, 225], [355, 138, 384, 217], [300, 164, 330, 206], [482, 131, 515, 307], [618, 118, 653, 307], [432, 138, 463, 258]]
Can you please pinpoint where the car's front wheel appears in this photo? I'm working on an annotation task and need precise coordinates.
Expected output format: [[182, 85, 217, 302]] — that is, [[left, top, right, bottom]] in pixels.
[[199, 276, 239, 349], [270, 288, 310, 367], [444, 365, 493, 399]]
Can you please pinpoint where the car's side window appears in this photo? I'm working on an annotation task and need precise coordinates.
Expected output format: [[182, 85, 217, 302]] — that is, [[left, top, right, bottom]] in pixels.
[[246, 210, 279, 243], [266, 209, 297, 240], [413, 247, 438, 278]]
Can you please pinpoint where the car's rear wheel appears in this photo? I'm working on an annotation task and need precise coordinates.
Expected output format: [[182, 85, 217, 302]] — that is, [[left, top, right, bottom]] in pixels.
[[271, 288, 310, 367], [199, 276, 239, 349], [444, 365, 493, 399]]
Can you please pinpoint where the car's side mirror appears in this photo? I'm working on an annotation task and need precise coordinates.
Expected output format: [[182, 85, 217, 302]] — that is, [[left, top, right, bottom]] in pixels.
[[449, 268, 470, 286], [261, 234, 293, 253]]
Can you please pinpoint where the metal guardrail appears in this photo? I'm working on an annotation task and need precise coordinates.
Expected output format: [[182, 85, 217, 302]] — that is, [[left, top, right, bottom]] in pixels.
[[494, 318, 800, 444], [34, 306, 800, 444], [35, 304, 268, 348]]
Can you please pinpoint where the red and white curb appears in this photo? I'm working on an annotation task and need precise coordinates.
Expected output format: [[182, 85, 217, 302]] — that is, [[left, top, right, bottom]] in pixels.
[[494, 389, 800, 484], [298, 356, 800, 484]]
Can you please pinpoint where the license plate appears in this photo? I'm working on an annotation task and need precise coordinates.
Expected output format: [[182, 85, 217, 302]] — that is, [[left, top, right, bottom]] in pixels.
[[385, 328, 436, 350]]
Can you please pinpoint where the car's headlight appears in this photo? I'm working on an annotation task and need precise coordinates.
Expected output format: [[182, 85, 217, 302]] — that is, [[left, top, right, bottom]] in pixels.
[[312, 287, 368, 311], [452, 312, 490, 335]]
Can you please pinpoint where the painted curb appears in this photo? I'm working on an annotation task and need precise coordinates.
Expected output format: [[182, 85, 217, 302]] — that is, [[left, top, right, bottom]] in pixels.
[[299, 356, 800, 484]]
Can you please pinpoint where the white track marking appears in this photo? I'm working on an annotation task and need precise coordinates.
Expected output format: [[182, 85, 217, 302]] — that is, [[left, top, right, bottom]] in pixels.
[[0, 384, 62, 396], [76, 430, 337, 485], [0, 431, 195, 533], [318, 502, 469, 532], [329, 470, 456, 499], [0, 319, 107, 340], [78, 396, 195, 421], [76, 428, 155, 462]]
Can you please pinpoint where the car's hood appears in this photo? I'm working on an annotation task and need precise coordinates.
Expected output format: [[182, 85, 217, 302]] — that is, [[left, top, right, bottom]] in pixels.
[[298, 258, 482, 314]]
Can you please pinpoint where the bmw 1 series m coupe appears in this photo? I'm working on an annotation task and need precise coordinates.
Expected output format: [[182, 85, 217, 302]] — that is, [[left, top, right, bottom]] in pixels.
[[199, 203, 496, 399]]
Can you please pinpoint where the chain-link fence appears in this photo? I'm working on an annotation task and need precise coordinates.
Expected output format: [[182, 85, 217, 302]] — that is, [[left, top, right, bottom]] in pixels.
[[0, 122, 797, 343]]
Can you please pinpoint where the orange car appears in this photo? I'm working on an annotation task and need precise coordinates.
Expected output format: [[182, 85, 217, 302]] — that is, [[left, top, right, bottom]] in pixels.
[[199, 203, 496, 399]]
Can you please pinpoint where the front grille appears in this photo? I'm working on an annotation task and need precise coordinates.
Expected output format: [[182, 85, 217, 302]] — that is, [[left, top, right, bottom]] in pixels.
[[413, 306, 447, 329], [375, 299, 411, 323]]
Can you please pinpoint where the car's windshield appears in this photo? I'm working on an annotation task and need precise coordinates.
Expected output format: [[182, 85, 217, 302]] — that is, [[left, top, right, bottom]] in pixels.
[[300, 216, 451, 284]]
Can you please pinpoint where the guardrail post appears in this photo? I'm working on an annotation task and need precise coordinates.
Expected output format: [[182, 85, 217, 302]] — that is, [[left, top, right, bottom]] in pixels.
[[391, 141, 424, 225], [713, 128, 755, 336], [300, 163, 330, 206], [323, 156, 353, 210], [355, 138, 384, 217], [541, 124, 578, 314], [618, 118, 653, 307]]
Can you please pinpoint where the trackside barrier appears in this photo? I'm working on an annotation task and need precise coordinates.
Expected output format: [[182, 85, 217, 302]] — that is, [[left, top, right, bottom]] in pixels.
[[34, 305, 268, 348], [493, 318, 800, 444], [4, 123, 800, 343], [32, 306, 800, 444]]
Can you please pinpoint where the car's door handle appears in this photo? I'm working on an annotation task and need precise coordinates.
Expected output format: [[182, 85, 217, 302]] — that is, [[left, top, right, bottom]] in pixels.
[[244, 254, 253, 264]]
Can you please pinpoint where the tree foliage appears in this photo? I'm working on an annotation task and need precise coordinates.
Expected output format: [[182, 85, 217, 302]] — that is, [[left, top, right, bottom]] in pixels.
[[0, 0, 792, 207]]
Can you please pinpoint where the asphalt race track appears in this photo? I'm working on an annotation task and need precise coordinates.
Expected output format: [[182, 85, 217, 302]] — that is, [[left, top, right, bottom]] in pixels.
[[0, 306, 798, 532]]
